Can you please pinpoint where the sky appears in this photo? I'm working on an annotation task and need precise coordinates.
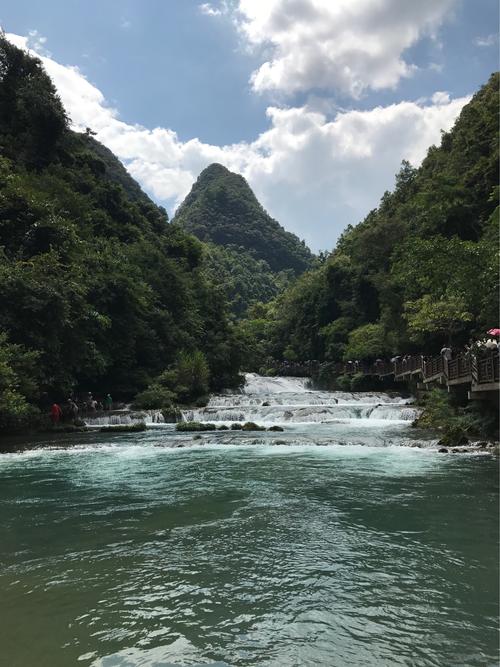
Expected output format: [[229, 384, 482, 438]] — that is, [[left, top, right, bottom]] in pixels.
[[2, 0, 498, 251]]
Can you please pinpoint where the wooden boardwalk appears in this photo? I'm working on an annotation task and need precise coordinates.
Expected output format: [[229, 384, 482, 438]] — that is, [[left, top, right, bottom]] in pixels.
[[276, 351, 500, 395]]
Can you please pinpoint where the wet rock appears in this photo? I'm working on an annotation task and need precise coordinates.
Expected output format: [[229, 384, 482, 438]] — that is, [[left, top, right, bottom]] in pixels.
[[242, 422, 266, 431], [262, 401, 270, 406], [176, 421, 216, 432], [438, 447, 448, 453], [268, 425, 284, 432], [437, 434, 469, 448]]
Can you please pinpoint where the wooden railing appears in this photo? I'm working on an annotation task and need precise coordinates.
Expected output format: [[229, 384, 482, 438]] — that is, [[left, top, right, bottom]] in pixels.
[[423, 356, 443, 379], [477, 355, 500, 384], [447, 355, 471, 381], [273, 350, 499, 391], [395, 356, 423, 376]]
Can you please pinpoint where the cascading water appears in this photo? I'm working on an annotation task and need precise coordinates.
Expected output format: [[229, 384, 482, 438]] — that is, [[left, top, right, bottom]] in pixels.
[[182, 372, 419, 426], [83, 410, 165, 426], [1, 375, 496, 667]]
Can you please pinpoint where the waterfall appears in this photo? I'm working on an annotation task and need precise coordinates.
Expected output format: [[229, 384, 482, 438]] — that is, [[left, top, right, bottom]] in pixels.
[[83, 410, 165, 427], [181, 373, 417, 426]]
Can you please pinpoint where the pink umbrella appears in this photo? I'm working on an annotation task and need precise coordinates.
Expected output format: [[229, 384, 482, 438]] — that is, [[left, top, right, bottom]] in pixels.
[[487, 328, 500, 336]]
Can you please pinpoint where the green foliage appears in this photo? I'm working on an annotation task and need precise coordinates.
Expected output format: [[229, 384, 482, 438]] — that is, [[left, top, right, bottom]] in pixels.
[[0, 332, 41, 432], [174, 350, 210, 401], [241, 421, 266, 431], [404, 293, 473, 343], [176, 421, 216, 432], [335, 375, 352, 391], [203, 243, 293, 316], [132, 384, 176, 410], [415, 388, 498, 443], [133, 350, 210, 407], [343, 323, 389, 361], [252, 74, 499, 365], [174, 163, 314, 275], [0, 36, 244, 424], [174, 165, 315, 321]]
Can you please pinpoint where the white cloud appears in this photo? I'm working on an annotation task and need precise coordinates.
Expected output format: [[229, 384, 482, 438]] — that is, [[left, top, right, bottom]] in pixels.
[[199, 3, 223, 17], [431, 91, 450, 105], [17, 30, 51, 56], [6, 32, 469, 251], [474, 33, 498, 47], [232, 0, 456, 97]]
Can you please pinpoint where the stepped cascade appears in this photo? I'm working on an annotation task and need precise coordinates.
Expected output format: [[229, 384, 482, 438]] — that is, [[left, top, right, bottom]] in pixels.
[[182, 373, 419, 425]]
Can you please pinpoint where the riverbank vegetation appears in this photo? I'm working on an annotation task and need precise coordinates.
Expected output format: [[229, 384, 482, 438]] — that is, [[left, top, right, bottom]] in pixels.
[[415, 388, 498, 446], [0, 34, 497, 437], [0, 36, 242, 431], [238, 73, 499, 372]]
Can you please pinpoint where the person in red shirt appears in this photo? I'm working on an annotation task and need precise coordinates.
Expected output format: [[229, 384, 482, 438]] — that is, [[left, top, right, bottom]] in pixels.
[[50, 403, 62, 426]]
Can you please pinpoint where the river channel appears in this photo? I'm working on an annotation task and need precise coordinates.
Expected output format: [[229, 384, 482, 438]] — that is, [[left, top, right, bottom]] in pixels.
[[0, 375, 498, 666]]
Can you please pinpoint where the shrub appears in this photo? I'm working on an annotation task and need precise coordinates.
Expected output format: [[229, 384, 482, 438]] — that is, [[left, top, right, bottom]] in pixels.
[[335, 374, 352, 391], [175, 350, 210, 401], [100, 423, 146, 433], [132, 385, 176, 410]]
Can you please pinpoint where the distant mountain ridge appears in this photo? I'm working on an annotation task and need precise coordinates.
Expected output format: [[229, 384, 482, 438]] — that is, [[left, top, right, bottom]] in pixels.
[[173, 163, 314, 275]]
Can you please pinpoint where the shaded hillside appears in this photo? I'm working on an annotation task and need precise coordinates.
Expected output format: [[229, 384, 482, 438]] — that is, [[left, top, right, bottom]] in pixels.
[[173, 163, 314, 275], [243, 73, 499, 366], [0, 36, 242, 429], [202, 242, 294, 317]]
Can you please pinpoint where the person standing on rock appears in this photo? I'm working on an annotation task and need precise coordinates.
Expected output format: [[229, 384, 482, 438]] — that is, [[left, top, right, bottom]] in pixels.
[[104, 394, 113, 411]]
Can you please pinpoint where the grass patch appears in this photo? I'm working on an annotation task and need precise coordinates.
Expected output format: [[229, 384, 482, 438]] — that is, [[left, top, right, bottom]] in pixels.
[[176, 422, 216, 432], [100, 423, 147, 433]]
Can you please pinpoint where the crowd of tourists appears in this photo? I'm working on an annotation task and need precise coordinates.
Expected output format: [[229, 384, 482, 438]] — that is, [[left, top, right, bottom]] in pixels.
[[50, 392, 113, 426]]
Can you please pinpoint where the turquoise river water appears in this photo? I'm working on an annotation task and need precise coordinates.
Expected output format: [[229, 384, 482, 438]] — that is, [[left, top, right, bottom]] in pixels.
[[0, 375, 498, 666]]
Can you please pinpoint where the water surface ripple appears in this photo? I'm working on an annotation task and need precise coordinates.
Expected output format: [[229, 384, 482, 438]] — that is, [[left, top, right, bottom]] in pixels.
[[0, 377, 498, 666]]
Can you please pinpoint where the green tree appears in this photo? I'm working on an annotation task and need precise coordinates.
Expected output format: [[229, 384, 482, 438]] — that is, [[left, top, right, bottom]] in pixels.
[[404, 293, 473, 344], [0, 332, 41, 431], [343, 323, 389, 360]]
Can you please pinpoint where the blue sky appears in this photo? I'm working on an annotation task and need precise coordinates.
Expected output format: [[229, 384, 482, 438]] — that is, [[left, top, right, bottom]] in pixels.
[[2, 0, 498, 250]]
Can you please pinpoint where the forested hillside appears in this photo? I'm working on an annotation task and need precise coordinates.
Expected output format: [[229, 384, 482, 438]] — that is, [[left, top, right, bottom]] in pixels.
[[0, 36, 242, 429], [1, 30, 497, 432], [173, 163, 314, 314], [174, 164, 313, 274], [241, 73, 499, 368]]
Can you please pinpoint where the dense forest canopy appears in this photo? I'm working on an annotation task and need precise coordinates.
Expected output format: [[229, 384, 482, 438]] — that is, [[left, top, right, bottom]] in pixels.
[[173, 163, 316, 317], [0, 35, 243, 429], [240, 73, 499, 369], [173, 163, 314, 275]]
